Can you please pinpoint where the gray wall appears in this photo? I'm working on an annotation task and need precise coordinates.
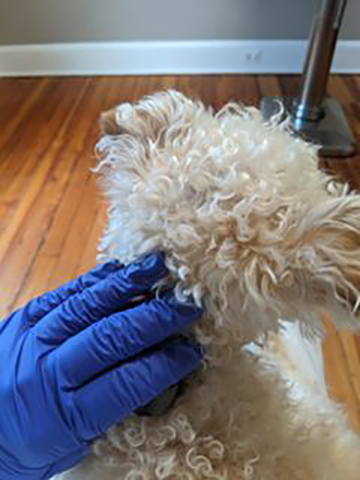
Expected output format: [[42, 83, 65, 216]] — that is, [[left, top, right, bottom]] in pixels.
[[0, 0, 359, 45]]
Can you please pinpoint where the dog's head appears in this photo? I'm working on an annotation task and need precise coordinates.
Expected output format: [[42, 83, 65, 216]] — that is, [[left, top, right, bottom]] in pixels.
[[95, 90, 360, 359]]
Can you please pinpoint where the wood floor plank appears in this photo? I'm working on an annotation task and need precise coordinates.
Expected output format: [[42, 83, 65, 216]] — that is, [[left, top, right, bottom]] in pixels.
[[0, 80, 76, 181], [0, 79, 49, 154], [0, 80, 90, 261], [339, 331, 360, 402], [76, 204, 107, 276], [11, 77, 139, 311], [323, 319, 360, 432], [11, 161, 92, 311], [0, 79, 90, 238], [257, 75, 282, 98], [345, 76, 360, 97], [46, 175, 99, 290], [0, 79, 92, 316], [277, 75, 301, 98], [327, 75, 354, 105], [0, 79, 41, 134]]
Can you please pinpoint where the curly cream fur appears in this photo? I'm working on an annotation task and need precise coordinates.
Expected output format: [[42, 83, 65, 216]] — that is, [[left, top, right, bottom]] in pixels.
[[57, 91, 360, 480], [59, 346, 360, 480], [96, 91, 360, 351]]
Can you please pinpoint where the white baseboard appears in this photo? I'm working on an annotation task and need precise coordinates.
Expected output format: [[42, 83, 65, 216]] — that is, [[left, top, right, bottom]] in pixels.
[[0, 40, 359, 77]]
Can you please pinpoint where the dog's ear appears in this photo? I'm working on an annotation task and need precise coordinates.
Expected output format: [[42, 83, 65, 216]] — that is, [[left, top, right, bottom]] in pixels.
[[286, 194, 360, 328], [100, 103, 139, 136], [236, 190, 360, 337], [99, 91, 194, 142], [329, 214, 360, 310], [100, 108, 121, 135]]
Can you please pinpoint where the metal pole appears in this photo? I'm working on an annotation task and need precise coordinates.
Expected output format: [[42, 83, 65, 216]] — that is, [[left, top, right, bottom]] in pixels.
[[293, 0, 348, 124], [260, 0, 356, 157]]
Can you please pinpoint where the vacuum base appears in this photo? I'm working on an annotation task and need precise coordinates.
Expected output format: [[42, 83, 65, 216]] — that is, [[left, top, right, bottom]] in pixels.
[[260, 96, 356, 158]]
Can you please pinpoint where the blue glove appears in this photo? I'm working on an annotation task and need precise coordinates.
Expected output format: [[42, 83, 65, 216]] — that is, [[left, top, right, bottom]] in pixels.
[[0, 252, 202, 480]]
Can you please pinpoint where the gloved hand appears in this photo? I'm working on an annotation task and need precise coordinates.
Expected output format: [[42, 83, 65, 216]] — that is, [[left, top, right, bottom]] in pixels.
[[0, 252, 202, 480]]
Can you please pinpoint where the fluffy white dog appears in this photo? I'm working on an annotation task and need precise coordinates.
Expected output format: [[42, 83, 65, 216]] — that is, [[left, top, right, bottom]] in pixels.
[[57, 91, 360, 480]]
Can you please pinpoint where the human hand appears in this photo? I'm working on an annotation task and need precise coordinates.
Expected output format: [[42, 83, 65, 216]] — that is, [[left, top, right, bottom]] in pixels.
[[0, 253, 202, 479]]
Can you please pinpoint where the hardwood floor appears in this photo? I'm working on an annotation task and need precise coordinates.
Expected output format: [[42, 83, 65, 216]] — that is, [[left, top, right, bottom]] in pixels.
[[1, 75, 359, 430]]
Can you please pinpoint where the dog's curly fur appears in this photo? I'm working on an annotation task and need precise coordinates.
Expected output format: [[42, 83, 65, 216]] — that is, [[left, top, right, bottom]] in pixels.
[[58, 91, 360, 480]]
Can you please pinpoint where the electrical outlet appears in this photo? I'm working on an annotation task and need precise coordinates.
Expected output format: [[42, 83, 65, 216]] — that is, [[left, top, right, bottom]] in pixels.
[[245, 49, 263, 62]]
